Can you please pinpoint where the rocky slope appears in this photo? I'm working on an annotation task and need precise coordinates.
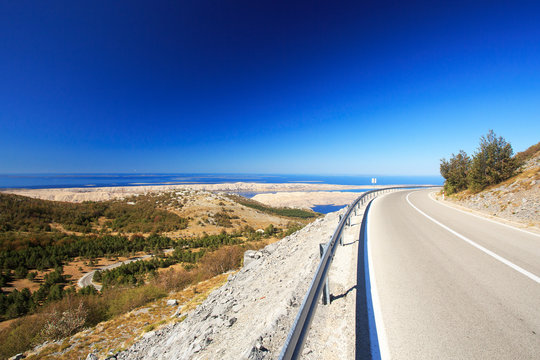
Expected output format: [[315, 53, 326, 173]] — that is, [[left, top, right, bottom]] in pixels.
[[112, 209, 346, 360], [445, 151, 540, 228]]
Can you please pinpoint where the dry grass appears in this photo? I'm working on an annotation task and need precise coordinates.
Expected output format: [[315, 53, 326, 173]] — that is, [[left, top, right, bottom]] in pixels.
[[515, 142, 540, 164], [0, 319, 16, 332]]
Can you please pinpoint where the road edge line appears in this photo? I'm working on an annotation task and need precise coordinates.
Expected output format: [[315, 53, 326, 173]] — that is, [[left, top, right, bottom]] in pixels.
[[366, 197, 391, 360], [406, 193, 540, 284], [427, 192, 540, 238]]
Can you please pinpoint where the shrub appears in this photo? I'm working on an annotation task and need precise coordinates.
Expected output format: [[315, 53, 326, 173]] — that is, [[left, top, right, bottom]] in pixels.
[[214, 211, 233, 227], [199, 246, 244, 278], [284, 222, 304, 236], [155, 267, 196, 292], [40, 299, 87, 340]]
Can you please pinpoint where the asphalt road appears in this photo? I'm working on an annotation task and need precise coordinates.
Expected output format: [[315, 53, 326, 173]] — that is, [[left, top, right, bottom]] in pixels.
[[367, 189, 540, 359]]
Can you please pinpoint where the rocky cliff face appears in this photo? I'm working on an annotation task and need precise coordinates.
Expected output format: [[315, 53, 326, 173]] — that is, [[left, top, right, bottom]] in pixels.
[[115, 209, 344, 360]]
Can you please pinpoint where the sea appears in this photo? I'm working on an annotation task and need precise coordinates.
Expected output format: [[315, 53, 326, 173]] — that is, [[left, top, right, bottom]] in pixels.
[[0, 173, 443, 189], [0, 173, 443, 213]]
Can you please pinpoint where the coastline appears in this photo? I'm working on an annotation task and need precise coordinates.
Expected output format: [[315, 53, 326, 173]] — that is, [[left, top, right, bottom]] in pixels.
[[252, 191, 361, 210], [0, 182, 387, 204]]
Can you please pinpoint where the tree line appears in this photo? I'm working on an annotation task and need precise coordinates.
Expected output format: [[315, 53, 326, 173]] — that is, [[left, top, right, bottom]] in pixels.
[[0, 233, 174, 272], [225, 195, 320, 219], [440, 130, 521, 195], [0, 193, 188, 248], [95, 232, 244, 288], [0, 268, 69, 320], [0, 231, 249, 320]]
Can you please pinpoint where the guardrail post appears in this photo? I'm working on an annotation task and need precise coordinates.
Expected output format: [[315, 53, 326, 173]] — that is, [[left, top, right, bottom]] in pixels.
[[319, 243, 331, 305]]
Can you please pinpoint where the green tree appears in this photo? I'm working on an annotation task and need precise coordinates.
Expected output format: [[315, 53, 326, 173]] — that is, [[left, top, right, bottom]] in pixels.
[[93, 270, 102, 283], [14, 266, 28, 279], [468, 130, 518, 192], [78, 285, 97, 295], [264, 224, 275, 236], [48, 284, 64, 302], [440, 150, 471, 195], [26, 271, 37, 281]]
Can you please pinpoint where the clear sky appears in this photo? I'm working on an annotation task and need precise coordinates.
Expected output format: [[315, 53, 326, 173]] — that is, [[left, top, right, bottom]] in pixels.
[[1, 1, 539, 175]]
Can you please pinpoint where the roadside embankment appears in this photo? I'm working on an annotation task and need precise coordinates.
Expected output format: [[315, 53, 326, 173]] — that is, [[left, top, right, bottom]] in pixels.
[[115, 208, 347, 360], [439, 153, 539, 229]]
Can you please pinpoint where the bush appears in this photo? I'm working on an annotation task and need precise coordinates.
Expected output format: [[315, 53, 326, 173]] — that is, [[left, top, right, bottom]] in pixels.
[[155, 267, 196, 292], [284, 222, 304, 236], [199, 246, 244, 278], [214, 211, 233, 227], [468, 130, 518, 192], [40, 299, 87, 340]]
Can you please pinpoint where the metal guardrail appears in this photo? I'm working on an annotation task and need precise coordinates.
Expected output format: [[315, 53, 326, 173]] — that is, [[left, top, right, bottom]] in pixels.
[[278, 185, 439, 360]]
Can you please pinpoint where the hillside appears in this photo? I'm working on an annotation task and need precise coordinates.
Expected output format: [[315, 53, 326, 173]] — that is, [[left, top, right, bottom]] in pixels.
[[445, 143, 540, 228], [11, 209, 345, 359], [0, 190, 319, 359]]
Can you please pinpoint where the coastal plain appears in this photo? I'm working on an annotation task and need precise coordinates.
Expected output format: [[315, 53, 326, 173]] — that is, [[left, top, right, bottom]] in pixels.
[[1, 182, 384, 210]]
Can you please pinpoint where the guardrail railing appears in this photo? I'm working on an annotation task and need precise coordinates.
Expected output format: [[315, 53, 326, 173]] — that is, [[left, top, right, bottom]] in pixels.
[[278, 185, 439, 360]]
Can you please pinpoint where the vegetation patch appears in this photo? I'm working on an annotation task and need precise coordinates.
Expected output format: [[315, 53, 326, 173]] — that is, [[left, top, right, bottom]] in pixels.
[[0, 193, 188, 241], [226, 195, 320, 219], [440, 130, 520, 195]]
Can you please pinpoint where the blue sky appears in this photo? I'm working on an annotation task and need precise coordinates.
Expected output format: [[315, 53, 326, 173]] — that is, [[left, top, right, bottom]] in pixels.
[[1, 1, 539, 175]]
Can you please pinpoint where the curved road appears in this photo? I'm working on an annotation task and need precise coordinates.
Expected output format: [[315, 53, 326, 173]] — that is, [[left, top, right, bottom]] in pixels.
[[77, 248, 175, 290], [367, 189, 540, 359], [77, 255, 153, 291]]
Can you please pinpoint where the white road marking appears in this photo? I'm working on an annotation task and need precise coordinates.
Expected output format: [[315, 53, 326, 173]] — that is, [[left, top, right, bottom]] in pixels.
[[406, 192, 540, 284], [367, 196, 391, 360], [427, 191, 540, 238]]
